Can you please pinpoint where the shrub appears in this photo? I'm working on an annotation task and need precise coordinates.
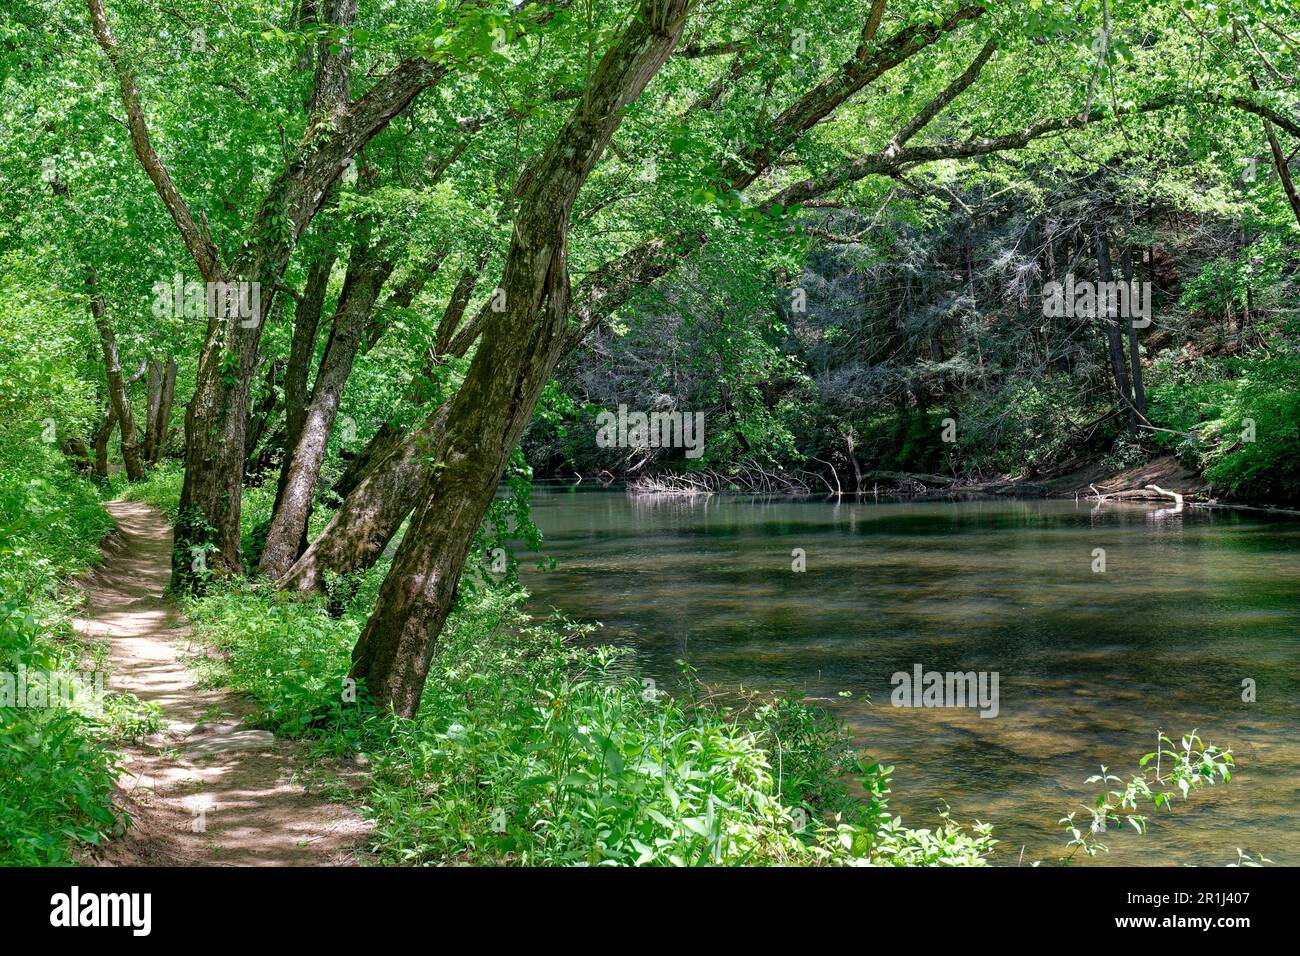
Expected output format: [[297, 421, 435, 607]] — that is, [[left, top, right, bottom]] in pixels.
[[0, 440, 127, 865]]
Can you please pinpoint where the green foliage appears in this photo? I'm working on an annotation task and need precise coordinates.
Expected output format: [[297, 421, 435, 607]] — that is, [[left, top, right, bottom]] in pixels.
[[1059, 731, 1238, 864], [0, 436, 124, 865], [1147, 352, 1300, 503], [181, 582, 996, 866]]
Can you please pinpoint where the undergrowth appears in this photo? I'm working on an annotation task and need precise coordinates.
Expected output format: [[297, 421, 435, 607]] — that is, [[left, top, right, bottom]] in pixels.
[[183, 582, 997, 866]]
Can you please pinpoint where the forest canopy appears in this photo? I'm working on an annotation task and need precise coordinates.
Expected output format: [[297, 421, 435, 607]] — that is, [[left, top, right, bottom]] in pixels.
[[0, 0, 1297, 867]]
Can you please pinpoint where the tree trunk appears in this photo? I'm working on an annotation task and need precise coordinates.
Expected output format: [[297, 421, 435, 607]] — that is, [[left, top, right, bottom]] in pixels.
[[1252, 73, 1300, 229], [1120, 246, 1147, 419], [143, 358, 163, 462], [244, 358, 285, 475], [349, 0, 692, 717], [87, 267, 144, 480], [281, 250, 336, 467], [278, 404, 448, 592], [93, 400, 115, 478], [325, 247, 462, 498], [151, 357, 176, 464], [332, 421, 404, 503], [432, 253, 488, 355], [1264, 116, 1300, 229], [1091, 217, 1134, 428], [259, 241, 396, 578]]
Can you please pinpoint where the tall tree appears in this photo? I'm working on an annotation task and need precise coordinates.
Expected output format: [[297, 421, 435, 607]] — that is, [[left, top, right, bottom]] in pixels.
[[349, 0, 694, 715]]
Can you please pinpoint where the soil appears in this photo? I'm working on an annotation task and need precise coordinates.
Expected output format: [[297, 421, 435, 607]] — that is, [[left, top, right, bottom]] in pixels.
[[74, 500, 373, 866]]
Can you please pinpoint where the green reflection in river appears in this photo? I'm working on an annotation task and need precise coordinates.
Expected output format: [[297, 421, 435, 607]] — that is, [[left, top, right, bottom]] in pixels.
[[516, 485, 1300, 866]]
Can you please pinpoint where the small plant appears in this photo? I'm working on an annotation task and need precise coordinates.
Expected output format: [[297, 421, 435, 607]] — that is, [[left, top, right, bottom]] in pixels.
[[1058, 730, 1238, 864], [96, 692, 163, 743]]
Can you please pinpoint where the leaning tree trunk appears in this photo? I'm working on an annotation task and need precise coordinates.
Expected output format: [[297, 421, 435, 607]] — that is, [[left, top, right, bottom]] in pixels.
[[349, 0, 692, 717], [259, 242, 395, 578], [87, 267, 144, 480], [1264, 116, 1300, 229], [278, 403, 449, 592], [280, 249, 336, 472], [332, 421, 405, 502]]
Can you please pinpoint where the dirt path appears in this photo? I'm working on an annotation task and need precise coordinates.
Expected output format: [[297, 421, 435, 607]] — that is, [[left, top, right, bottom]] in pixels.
[[74, 500, 372, 866]]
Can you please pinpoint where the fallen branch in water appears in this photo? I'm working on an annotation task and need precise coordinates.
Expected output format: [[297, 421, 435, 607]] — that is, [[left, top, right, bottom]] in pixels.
[[1144, 484, 1184, 508], [627, 462, 813, 496], [1089, 483, 1187, 505]]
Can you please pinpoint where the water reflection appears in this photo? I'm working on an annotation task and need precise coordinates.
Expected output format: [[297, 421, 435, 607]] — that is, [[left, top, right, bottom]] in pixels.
[[516, 486, 1300, 866]]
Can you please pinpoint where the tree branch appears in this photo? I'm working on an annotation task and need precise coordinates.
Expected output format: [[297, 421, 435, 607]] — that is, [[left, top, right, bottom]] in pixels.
[[86, 0, 223, 282]]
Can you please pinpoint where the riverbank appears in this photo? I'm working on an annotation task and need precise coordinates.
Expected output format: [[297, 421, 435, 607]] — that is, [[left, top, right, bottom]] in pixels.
[[566, 453, 1300, 514]]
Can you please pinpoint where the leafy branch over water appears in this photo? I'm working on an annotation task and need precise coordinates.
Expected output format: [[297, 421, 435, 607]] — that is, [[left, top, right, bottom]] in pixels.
[[1058, 730, 1241, 865]]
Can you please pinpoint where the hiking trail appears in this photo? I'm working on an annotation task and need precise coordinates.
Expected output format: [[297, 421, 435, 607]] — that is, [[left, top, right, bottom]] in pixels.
[[74, 500, 371, 866]]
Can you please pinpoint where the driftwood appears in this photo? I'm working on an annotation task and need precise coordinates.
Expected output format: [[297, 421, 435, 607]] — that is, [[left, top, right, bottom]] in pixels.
[[863, 470, 957, 486], [1088, 483, 1184, 507], [627, 462, 813, 497]]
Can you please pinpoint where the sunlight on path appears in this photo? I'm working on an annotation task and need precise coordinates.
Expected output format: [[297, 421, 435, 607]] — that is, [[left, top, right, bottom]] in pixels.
[[74, 501, 372, 866]]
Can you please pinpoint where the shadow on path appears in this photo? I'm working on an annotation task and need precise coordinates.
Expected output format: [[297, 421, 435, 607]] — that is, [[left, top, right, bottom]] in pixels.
[[76, 500, 372, 866]]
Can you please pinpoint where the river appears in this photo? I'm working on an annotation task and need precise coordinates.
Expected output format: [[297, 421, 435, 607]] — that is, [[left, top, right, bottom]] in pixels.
[[517, 484, 1300, 866]]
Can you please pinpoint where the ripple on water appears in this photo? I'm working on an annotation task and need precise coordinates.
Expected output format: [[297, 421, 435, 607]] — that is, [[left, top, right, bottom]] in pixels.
[[519, 490, 1300, 866]]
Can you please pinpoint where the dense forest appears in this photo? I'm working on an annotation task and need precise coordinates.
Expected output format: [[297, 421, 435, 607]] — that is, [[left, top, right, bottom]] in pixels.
[[1, 0, 1296, 870]]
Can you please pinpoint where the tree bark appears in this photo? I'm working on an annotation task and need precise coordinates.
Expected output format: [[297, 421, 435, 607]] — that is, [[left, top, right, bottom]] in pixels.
[[86, 267, 144, 480], [152, 357, 176, 463], [1264, 116, 1300, 228], [281, 250, 337, 467], [93, 400, 115, 478], [1091, 216, 1134, 428], [348, 0, 692, 717], [259, 239, 396, 578], [1120, 246, 1147, 419], [143, 358, 163, 462]]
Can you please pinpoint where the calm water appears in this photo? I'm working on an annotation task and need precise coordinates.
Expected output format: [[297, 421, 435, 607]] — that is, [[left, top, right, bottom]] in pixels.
[[516, 485, 1300, 866]]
